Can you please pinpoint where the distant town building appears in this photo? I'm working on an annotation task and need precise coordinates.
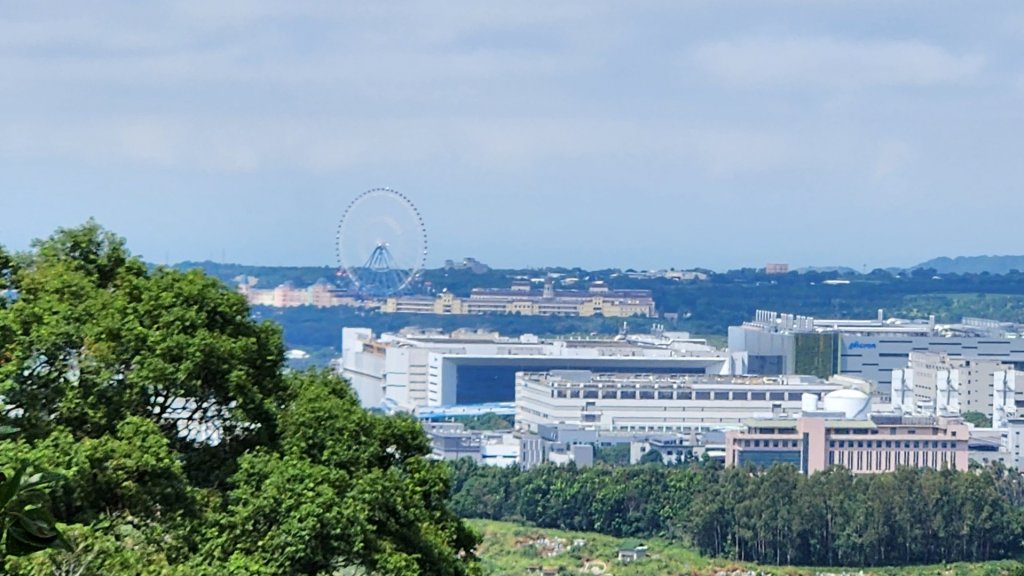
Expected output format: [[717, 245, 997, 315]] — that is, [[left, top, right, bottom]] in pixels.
[[617, 541, 648, 563], [764, 263, 790, 275], [423, 422, 519, 467], [238, 279, 361, 308], [443, 257, 491, 274], [381, 280, 656, 318], [726, 413, 969, 475]]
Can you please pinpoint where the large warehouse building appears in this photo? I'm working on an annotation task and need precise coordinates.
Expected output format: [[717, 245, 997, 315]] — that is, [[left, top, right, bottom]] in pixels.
[[339, 327, 738, 412]]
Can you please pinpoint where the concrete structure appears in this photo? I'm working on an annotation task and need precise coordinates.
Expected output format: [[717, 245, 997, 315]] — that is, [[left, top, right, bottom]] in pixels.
[[725, 411, 970, 474], [423, 422, 519, 467], [891, 351, 1022, 425], [382, 280, 656, 318], [515, 370, 844, 435], [340, 327, 736, 412], [729, 310, 1024, 402], [617, 542, 648, 563]]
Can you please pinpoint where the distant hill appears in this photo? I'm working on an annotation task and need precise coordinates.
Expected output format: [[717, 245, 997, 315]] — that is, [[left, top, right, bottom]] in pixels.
[[912, 255, 1024, 275]]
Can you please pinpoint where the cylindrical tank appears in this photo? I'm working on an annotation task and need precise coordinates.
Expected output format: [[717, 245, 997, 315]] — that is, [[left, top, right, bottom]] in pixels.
[[823, 389, 871, 419], [801, 393, 819, 413]]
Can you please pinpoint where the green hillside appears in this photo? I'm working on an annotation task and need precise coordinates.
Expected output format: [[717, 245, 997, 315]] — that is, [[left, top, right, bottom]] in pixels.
[[468, 519, 1024, 576]]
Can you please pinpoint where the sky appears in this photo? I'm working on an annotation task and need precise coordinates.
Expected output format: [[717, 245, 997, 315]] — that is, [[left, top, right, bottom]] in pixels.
[[2, 1, 1023, 271]]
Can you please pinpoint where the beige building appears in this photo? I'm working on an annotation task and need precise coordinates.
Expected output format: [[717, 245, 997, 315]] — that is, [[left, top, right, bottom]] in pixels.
[[383, 281, 656, 318], [725, 413, 970, 474]]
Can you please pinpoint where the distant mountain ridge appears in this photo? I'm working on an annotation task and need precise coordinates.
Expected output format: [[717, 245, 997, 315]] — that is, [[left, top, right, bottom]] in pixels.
[[912, 255, 1024, 275]]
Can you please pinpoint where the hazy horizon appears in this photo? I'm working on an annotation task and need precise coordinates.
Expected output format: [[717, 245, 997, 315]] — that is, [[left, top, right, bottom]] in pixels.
[[3, 2, 1023, 270]]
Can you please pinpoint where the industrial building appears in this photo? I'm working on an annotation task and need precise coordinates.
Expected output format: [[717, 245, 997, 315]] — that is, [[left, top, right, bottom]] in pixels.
[[514, 370, 847, 435], [891, 351, 1021, 426], [339, 327, 737, 412], [725, 389, 970, 474], [381, 280, 656, 318], [423, 422, 519, 467], [729, 310, 1024, 401]]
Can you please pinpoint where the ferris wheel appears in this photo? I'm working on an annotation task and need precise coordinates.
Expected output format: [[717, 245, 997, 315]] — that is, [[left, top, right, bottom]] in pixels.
[[336, 188, 428, 297]]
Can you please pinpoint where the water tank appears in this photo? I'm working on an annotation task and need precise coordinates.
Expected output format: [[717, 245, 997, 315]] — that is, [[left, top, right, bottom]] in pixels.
[[801, 393, 819, 413], [823, 389, 871, 419]]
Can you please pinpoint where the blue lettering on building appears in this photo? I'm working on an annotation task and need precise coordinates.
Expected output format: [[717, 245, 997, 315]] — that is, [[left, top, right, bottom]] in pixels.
[[848, 341, 877, 351]]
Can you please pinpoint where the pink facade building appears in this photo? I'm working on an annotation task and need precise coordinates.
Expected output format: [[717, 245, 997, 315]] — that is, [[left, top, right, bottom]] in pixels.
[[725, 413, 969, 474]]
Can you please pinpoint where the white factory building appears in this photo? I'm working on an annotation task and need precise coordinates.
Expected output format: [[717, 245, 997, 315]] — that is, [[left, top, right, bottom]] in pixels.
[[891, 351, 1022, 426], [515, 369, 854, 434], [338, 327, 740, 412]]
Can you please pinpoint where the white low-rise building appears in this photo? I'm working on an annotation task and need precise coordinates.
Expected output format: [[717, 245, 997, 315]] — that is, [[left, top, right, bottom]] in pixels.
[[340, 327, 738, 412], [515, 370, 846, 434]]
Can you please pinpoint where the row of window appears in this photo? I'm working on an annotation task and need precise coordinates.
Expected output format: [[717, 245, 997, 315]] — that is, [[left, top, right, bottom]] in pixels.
[[552, 389, 804, 401], [739, 439, 801, 449], [829, 439, 956, 449], [830, 448, 956, 471]]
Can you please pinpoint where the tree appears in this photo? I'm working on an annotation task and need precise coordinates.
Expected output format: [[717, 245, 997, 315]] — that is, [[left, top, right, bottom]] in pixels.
[[0, 223, 480, 575], [200, 370, 479, 576], [962, 411, 991, 428]]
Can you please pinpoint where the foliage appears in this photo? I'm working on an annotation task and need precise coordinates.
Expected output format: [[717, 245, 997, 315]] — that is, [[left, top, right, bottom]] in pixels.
[[451, 459, 1024, 567], [0, 466, 71, 570], [0, 223, 479, 575], [192, 261, 1024, 358], [448, 413, 514, 431], [469, 518, 1024, 576], [963, 411, 992, 428]]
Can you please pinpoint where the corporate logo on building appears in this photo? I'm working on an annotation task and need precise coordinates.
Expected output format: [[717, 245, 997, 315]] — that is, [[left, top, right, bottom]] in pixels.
[[848, 341, 877, 351]]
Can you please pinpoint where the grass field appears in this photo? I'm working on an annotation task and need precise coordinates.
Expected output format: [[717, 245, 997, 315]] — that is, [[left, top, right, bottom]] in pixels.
[[467, 519, 1024, 576]]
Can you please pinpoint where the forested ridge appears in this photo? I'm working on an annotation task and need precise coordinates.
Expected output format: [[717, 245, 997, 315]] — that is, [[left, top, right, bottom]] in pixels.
[[198, 262, 1024, 356], [451, 459, 1024, 567], [0, 223, 479, 575]]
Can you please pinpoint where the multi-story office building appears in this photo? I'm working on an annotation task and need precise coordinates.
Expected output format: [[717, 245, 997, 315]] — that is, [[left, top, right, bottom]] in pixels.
[[891, 351, 1021, 426], [340, 327, 737, 411], [725, 411, 970, 474], [729, 310, 1024, 401], [382, 281, 656, 318], [515, 370, 845, 434]]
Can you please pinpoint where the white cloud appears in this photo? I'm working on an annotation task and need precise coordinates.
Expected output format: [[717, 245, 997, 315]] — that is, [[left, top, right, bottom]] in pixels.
[[693, 37, 984, 89]]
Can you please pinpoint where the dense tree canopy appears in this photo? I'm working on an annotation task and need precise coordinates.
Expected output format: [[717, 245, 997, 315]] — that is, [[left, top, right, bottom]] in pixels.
[[451, 459, 1024, 567], [0, 222, 479, 575]]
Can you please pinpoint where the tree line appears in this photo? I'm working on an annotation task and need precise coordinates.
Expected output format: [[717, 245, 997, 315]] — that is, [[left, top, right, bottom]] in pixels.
[[450, 458, 1024, 567]]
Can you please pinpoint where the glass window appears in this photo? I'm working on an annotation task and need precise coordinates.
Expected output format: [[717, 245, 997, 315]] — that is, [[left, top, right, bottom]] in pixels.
[[751, 392, 766, 401]]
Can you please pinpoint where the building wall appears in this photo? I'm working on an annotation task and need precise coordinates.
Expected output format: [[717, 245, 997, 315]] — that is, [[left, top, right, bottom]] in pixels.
[[516, 372, 839, 434], [726, 416, 969, 474]]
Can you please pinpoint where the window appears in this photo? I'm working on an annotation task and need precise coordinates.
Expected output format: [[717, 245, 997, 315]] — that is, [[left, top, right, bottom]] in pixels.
[[695, 391, 711, 400], [769, 392, 785, 401], [751, 392, 766, 401]]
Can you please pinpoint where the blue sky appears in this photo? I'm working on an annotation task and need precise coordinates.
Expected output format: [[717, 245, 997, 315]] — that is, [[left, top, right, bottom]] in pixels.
[[2, 2, 1023, 271]]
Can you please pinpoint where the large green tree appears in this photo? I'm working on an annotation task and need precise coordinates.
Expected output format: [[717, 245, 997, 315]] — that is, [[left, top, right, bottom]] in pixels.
[[0, 222, 479, 575]]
